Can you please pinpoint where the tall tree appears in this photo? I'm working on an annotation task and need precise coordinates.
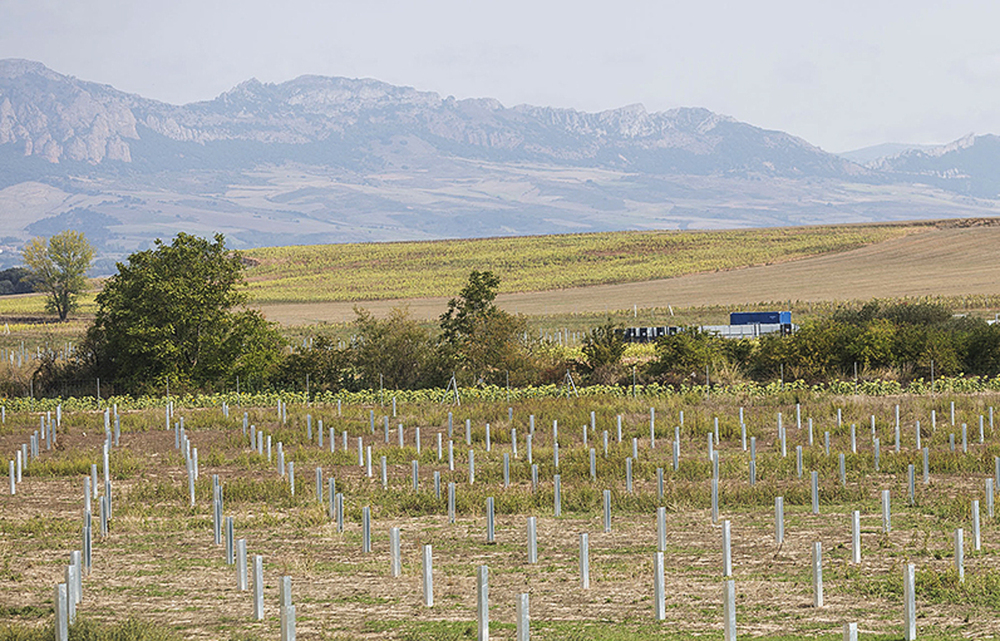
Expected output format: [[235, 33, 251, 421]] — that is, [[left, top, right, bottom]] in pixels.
[[352, 306, 443, 390], [87, 233, 284, 393], [440, 270, 537, 385], [21, 230, 94, 321], [439, 270, 502, 345]]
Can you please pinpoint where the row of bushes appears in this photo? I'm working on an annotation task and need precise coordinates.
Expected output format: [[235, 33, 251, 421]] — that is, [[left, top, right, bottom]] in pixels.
[[268, 300, 1000, 392], [3, 375, 1000, 413], [0, 267, 36, 296], [649, 301, 1000, 386], [9, 300, 1000, 400]]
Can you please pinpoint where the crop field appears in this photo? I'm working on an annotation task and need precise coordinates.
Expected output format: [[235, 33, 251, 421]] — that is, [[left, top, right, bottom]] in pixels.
[[3, 390, 1000, 640], [3, 220, 998, 329], [251, 223, 1000, 325], [0, 294, 97, 319], [242, 222, 928, 304]]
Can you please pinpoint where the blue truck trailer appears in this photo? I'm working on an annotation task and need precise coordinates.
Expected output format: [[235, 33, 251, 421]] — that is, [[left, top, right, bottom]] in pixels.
[[730, 311, 792, 325], [622, 311, 794, 343]]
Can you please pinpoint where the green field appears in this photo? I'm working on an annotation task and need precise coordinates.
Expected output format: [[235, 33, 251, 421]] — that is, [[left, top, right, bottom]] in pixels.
[[1, 220, 989, 329], [242, 222, 927, 303], [0, 293, 97, 317], [0, 222, 951, 319]]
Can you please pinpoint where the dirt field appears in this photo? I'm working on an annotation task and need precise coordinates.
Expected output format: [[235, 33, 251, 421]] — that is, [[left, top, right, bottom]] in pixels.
[[254, 225, 1000, 324], [2, 394, 1000, 639]]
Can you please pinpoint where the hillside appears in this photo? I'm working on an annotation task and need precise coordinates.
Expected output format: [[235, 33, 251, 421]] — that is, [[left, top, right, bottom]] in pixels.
[[242, 222, 925, 303], [872, 134, 1000, 198], [1, 60, 1000, 270], [251, 220, 1000, 324], [1, 219, 998, 327]]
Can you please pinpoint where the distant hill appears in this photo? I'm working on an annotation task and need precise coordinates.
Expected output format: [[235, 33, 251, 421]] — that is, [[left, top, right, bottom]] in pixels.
[[837, 143, 939, 164], [870, 134, 1000, 199], [0, 58, 999, 271]]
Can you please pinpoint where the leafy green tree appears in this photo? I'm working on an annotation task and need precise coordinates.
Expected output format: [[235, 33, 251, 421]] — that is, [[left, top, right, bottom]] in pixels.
[[765, 318, 857, 381], [848, 318, 897, 369], [460, 311, 537, 386], [919, 327, 963, 377], [272, 336, 351, 392], [21, 230, 94, 321], [87, 233, 284, 393], [352, 306, 443, 390], [0, 267, 36, 296], [440, 271, 501, 345], [647, 328, 726, 384], [581, 322, 627, 383], [438, 271, 541, 385], [963, 321, 1000, 376]]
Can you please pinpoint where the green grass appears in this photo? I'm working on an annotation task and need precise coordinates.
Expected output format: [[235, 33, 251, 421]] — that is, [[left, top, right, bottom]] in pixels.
[[363, 619, 965, 640], [0, 294, 97, 317], [0, 617, 182, 641], [243, 222, 926, 303]]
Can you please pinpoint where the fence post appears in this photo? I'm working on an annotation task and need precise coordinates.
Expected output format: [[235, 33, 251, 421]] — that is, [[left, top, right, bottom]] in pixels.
[[237, 539, 247, 590], [362, 507, 371, 553], [422, 545, 434, 607], [252, 555, 264, 620], [657, 507, 666, 552], [527, 517, 537, 564], [653, 552, 665, 620], [55, 583, 68, 641], [955, 528, 964, 582], [812, 541, 823, 607], [723, 579, 736, 641], [972, 500, 982, 550], [811, 472, 819, 514], [903, 563, 916, 640], [722, 520, 732, 577], [554, 475, 562, 517], [448, 482, 456, 524], [711, 478, 719, 525], [882, 490, 891, 533], [486, 497, 495, 544], [379, 524, 396, 578], [476, 565, 489, 641], [603, 490, 611, 533], [225, 516, 234, 565], [851, 511, 861, 563], [515, 593, 530, 641]]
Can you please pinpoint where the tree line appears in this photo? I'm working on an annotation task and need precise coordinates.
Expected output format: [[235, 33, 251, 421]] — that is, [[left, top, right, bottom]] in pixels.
[[35, 234, 562, 396], [646, 301, 1000, 386], [16, 231, 1000, 397]]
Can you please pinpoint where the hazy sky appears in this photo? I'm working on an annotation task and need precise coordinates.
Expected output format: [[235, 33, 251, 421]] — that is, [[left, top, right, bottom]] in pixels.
[[3, 0, 999, 152]]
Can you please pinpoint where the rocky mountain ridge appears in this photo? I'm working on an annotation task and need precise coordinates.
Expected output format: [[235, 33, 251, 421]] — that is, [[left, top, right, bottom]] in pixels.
[[0, 59, 860, 178], [0, 59, 998, 272], [869, 134, 1000, 198]]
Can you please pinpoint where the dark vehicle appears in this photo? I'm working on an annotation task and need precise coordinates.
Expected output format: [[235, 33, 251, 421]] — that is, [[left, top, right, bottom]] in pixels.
[[730, 311, 792, 325]]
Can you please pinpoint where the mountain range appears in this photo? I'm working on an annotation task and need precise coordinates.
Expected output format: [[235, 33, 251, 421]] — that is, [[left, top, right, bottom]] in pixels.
[[0, 58, 998, 271]]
